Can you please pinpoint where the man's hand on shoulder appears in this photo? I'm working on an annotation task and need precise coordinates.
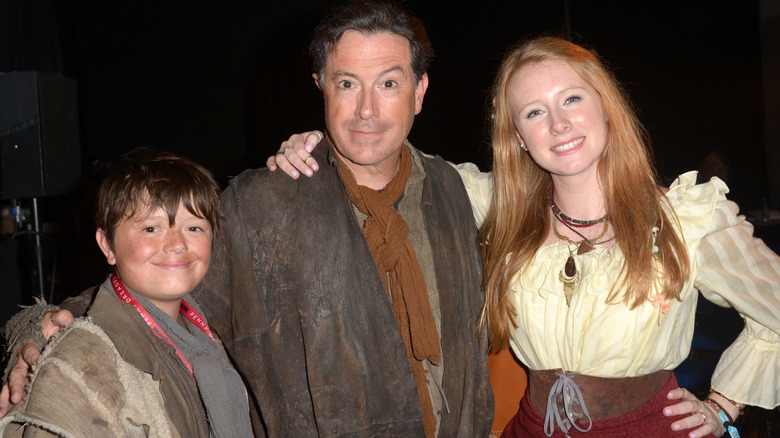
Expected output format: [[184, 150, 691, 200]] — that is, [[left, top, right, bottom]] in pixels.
[[267, 130, 324, 178], [0, 309, 74, 418], [0, 341, 39, 418], [41, 309, 75, 340]]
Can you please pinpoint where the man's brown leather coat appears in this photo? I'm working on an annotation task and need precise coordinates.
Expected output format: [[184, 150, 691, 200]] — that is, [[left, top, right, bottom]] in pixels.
[[195, 142, 493, 437]]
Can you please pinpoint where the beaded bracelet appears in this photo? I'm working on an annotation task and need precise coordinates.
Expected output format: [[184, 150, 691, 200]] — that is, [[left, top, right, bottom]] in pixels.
[[704, 399, 740, 438], [709, 389, 744, 415]]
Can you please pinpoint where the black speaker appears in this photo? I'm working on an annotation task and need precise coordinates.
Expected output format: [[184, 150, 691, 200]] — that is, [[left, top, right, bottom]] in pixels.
[[0, 71, 80, 200]]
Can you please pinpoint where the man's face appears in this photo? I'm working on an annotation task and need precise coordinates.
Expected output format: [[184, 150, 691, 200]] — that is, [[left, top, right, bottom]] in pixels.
[[315, 30, 428, 186]]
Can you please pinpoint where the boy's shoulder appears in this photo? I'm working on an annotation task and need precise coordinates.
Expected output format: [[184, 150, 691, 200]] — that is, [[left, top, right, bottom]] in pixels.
[[0, 318, 172, 437], [30, 318, 125, 391], [2, 319, 126, 429]]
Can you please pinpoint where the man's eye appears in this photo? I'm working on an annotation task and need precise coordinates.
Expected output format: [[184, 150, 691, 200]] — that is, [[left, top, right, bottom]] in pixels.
[[381, 80, 397, 89], [338, 80, 353, 89], [142, 227, 156, 232]]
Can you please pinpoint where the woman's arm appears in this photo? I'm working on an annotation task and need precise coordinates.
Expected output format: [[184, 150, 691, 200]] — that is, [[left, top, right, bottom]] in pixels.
[[449, 161, 493, 228], [694, 198, 780, 409]]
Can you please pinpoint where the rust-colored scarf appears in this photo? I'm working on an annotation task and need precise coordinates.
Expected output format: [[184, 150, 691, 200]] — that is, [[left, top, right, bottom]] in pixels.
[[337, 145, 441, 437]]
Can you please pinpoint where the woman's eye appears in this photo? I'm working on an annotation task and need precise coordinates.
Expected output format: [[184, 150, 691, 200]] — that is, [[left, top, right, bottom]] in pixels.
[[526, 109, 543, 119], [564, 95, 582, 105]]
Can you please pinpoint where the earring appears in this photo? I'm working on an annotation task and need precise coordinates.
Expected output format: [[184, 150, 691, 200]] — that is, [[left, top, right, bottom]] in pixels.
[[520, 142, 528, 151]]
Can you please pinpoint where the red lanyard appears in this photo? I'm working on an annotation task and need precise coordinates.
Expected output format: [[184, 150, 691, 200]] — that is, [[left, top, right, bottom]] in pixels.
[[109, 274, 216, 378]]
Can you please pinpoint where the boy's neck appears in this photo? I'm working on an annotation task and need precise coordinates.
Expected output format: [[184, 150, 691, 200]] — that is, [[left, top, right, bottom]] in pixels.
[[148, 298, 184, 320]]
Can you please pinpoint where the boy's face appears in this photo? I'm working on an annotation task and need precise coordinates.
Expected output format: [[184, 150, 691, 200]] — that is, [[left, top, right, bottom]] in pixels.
[[96, 201, 212, 315]]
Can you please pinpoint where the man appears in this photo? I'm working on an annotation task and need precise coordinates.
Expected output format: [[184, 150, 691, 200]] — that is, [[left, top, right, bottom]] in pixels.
[[1, 2, 493, 436], [196, 2, 492, 436]]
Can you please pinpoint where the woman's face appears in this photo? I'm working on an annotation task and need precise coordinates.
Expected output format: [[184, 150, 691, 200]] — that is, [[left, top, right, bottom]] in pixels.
[[508, 59, 608, 183]]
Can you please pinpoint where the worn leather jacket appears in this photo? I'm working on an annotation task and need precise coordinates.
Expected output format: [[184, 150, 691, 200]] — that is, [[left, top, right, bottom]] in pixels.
[[195, 141, 494, 437], [0, 285, 211, 438]]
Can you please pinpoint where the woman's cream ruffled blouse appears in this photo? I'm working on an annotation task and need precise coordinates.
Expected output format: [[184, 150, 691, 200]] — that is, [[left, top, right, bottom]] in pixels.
[[456, 164, 780, 409]]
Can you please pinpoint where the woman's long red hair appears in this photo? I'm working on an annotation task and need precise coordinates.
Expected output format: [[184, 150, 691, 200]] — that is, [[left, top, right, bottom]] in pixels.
[[480, 37, 690, 352]]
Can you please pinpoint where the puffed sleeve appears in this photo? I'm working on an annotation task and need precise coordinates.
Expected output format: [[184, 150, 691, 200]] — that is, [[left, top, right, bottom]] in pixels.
[[448, 162, 493, 228], [688, 177, 780, 409]]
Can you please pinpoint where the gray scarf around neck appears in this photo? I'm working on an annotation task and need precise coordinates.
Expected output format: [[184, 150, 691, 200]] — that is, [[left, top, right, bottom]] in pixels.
[[106, 278, 253, 438]]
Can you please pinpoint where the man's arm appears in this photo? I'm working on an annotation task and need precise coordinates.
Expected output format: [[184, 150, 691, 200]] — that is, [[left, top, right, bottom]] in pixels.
[[0, 291, 91, 418], [0, 341, 45, 419]]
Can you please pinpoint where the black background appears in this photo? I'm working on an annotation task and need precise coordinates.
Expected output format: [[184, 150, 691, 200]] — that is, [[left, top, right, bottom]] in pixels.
[[0, 0, 770, 310]]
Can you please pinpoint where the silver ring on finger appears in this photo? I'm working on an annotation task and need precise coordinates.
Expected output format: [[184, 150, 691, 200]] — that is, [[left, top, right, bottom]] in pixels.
[[314, 131, 323, 142], [282, 146, 293, 156], [700, 412, 707, 425], [302, 155, 310, 163]]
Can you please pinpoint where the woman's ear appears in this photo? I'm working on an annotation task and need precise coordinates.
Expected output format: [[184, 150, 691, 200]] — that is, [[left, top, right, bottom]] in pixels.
[[516, 130, 528, 151], [95, 228, 117, 265]]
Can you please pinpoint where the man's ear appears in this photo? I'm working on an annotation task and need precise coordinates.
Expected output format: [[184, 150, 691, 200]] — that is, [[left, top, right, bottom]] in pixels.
[[95, 228, 117, 266], [414, 73, 429, 115], [313, 73, 322, 91]]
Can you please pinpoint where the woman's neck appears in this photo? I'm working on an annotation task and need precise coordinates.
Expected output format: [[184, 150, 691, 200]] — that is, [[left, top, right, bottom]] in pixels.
[[550, 175, 607, 221]]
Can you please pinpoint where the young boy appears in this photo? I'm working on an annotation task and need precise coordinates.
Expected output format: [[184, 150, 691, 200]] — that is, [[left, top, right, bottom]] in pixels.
[[0, 149, 252, 437]]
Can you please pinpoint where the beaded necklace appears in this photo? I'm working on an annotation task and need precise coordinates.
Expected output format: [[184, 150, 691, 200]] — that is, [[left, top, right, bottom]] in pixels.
[[548, 183, 608, 228], [553, 215, 609, 253]]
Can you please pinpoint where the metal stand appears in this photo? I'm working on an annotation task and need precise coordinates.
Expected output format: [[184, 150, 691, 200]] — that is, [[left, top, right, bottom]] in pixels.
[[31, 197, 46, 300]]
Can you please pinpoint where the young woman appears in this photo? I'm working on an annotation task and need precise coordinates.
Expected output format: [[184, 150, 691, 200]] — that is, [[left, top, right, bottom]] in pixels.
[[269, 37, 780, 437]]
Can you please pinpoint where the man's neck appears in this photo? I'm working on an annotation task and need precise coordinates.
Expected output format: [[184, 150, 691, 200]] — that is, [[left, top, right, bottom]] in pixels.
[[334, 150, 402, 190]]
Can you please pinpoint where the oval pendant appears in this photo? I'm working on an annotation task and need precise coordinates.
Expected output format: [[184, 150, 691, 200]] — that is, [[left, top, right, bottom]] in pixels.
[[564, 255, 577, 277]]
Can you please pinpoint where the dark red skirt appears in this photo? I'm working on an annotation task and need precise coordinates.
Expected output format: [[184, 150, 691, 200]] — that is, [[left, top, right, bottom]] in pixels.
[[501, 372, 716, 437]]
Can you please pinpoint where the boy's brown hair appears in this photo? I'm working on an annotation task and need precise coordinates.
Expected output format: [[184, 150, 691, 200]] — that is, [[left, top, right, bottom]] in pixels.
[[95, 148, 220, 247]]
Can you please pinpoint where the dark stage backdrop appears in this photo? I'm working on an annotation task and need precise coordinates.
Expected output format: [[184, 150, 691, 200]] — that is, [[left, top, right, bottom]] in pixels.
[[0, 0, 770, 311]]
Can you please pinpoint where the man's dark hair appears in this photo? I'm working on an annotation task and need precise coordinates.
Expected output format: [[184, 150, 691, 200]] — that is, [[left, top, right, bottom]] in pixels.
[[309, 0, 434, 82]]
